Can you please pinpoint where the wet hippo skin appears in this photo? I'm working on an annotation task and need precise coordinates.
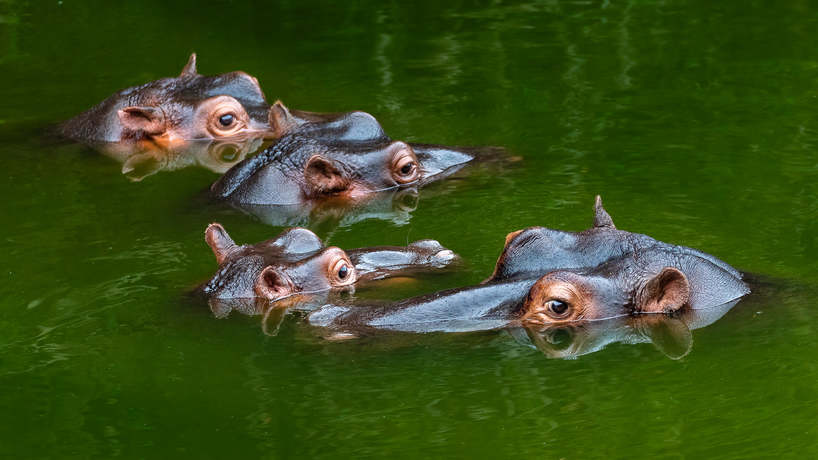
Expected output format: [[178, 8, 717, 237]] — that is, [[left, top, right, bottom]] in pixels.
[[60, 53, 271, 144], [308, 196, 749, 336], [200, 223, 458, 308], [210, 133, 473, 205]]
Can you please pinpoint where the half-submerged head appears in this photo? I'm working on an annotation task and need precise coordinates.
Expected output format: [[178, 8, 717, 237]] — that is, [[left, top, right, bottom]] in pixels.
[[62, 53, 270, 144], [202, 223, 356, 303], [212, 134, 472, 205], [521, 267, 691, 326]]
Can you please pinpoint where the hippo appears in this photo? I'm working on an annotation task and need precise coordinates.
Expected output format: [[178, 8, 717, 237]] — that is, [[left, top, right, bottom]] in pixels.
[[210, 132, 474, 205], [307, 196, 749, 341], [60, 53, 270, 144], [201, 223, 458, 318]]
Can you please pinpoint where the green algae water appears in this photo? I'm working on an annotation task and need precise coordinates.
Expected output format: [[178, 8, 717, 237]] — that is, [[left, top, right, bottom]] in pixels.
[[2, 0, 818, 457]]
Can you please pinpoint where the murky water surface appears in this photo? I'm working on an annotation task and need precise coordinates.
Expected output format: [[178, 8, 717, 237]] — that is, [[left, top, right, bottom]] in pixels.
[[1, 1, 817, 457]]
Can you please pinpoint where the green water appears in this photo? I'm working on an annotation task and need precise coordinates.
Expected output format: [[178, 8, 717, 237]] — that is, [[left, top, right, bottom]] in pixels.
[[2, 0, 818, 457]]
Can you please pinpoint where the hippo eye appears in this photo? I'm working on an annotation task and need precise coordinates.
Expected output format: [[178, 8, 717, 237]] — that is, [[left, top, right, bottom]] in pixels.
[[545, 299, 571, 318], [392, 149, 420, 184], [205, 96, 249, 137], [219, 113, 235, 127], [328, 253, 356, 287]]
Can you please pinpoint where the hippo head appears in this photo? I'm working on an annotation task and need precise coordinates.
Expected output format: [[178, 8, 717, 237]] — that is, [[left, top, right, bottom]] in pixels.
[[519, 243, 748, 326], [202, 223, 460, 307], [211, 134, 473, 205], [520, 267, 691, 325], [61, 53, 270, 144], [202, 223, 356, 303]]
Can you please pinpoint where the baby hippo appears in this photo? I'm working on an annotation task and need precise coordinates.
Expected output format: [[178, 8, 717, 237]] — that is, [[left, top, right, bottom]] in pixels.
[[210, 133, 473, 205], [308, 196, 749, 337], [61, 53, 270, 144], [201, 223, 457, 306]]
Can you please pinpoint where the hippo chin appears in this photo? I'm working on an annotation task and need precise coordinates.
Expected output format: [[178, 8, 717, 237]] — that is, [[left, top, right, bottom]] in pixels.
[[210, 132, 473, 206], [307, 196, 749, 349], [200, 223, 458, 318], [60, 53, 271, 144]]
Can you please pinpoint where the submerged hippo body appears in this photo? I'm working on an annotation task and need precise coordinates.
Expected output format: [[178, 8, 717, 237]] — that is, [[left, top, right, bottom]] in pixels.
[[308, 196, 749, 344], [61, 54, 270, 144], [201, 223, 457, 317], [210, 132, 473, 206]]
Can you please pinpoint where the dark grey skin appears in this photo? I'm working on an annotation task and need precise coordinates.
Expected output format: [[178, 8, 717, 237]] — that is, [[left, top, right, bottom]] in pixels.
[[269, 100, 389, 144], [201, 223, 457, 317], [60, 53, 271, 144], [488, 195, 741, 282], [308, 196, 749, 337], [210, 133, 473, 206]]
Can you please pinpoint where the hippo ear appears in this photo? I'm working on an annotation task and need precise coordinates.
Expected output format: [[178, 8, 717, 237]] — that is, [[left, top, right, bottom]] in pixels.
[[121, 152, 163, 182], [255, 266, 293, 300], [304, 155, 350, 195], [179, 53, 198, 77], [268, 100, 297, 136], [593, 195, 616, 229], [644, 317, 693, 360], [638, 267, 691, 313], [118, 106, 167, 135], [205, 223, 238, 264]]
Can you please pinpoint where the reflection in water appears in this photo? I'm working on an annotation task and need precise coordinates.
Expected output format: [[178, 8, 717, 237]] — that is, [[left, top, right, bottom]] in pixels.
[[511, 300, 739, 360], [230, 186, 421, 229], [90, 135, 267, 181]]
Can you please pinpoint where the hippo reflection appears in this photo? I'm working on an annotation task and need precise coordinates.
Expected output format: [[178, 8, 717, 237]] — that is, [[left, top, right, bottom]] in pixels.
[[511, 299, 739, 359], [95, 135, 266, 181], [60, 53, 270, 144], [211, 133, 473, 206], [225, 186, 421, 230], [201, 223, 458, 317], [308, 196, 749, 353]]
